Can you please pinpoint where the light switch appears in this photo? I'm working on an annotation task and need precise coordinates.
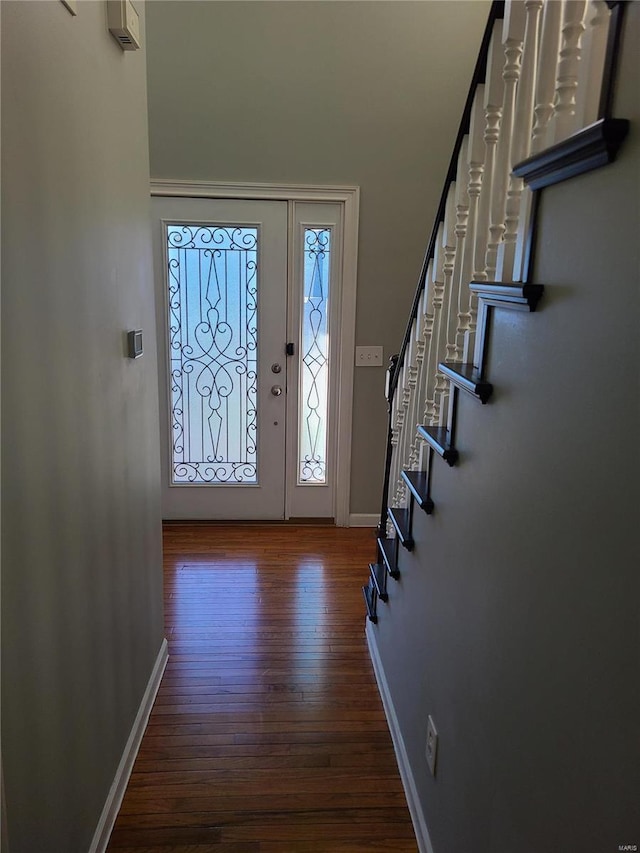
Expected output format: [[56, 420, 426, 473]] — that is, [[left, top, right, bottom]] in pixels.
[[355, 346, 383, 367]]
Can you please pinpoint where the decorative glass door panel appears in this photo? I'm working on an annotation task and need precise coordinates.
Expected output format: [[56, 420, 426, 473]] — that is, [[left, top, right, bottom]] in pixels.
[[152, 197, 288, 520], [286, 202, 343, 520], [299, 228, 331, 484], [167, 224, 258, 484]]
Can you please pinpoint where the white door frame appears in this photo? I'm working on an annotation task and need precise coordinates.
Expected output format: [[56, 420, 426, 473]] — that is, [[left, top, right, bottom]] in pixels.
[[150, 180, 360, 527]]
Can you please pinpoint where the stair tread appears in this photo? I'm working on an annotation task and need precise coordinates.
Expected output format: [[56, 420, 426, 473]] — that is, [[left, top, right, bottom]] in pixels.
[[439, 362, 493, 403], [417, 425, 458, 467], [377, 536, 399, 579], [362, 584, 377, 623], [401, 470, 435, 514], [388, 507, 414, 550], [369, 563, 388, 602], [468, 281, 544, 311]]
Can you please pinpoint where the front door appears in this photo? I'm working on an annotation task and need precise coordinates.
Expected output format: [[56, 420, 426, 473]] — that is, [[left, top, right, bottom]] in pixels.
[[152, 197, 288, 519]]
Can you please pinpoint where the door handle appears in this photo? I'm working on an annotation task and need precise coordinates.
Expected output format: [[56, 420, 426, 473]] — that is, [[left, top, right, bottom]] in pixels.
[[271, 385, 283, 397]]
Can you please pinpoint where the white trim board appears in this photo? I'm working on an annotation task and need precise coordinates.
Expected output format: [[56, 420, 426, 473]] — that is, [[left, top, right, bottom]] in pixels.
[[349, 513, 379, 528], [366, 620, 435, 853], [89, 638, 169, 853], [150, 180, 359, 527]]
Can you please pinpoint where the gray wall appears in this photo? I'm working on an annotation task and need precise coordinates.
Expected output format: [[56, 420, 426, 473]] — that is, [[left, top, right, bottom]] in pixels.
[[145, 0, 491, 514], [371, 5, 640, 852], [1, 3, 164, 851]]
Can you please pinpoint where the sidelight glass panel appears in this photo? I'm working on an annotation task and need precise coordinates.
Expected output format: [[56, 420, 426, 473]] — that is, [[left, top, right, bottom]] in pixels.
[[299, 228, 331, 484], [166, 223, 258, 484]]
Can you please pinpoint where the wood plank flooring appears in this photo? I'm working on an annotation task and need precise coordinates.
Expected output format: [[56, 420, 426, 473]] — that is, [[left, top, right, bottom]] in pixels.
[[107, 524, 418, 852]]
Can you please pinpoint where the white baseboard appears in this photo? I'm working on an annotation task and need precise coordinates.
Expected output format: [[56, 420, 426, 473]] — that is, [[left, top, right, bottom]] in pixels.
[[89, 638, 169, 853], [366, 621, 435, 853], [349, 513, 379, 527]]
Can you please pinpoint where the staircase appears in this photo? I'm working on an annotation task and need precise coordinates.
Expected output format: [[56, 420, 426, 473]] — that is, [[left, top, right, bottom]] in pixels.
[[363, 0, 629, 624]]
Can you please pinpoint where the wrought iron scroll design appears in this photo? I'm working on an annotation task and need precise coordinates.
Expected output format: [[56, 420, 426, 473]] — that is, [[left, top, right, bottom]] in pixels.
[[299, 228, 330, 483], [167, 224, 258, 484]]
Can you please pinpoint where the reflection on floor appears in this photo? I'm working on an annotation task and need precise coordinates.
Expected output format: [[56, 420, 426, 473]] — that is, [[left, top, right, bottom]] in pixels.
[[107, 523, 418, 853]]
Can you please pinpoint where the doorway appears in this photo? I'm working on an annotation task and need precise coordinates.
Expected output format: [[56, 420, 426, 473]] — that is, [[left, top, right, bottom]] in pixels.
[[151, 183, 359, 524]]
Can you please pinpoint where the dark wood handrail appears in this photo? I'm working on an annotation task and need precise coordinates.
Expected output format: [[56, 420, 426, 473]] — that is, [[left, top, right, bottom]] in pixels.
[[372, 0, 631, 609], [388, 0, 505, 401], [378, 0, 504, 531]]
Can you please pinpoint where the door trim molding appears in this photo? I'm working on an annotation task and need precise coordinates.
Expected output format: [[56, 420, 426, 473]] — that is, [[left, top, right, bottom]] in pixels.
[[150, 180, 360, 527]]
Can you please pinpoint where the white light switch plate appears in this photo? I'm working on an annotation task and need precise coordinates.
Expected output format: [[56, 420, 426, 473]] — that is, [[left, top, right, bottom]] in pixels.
[[355, 346, 383, 367]]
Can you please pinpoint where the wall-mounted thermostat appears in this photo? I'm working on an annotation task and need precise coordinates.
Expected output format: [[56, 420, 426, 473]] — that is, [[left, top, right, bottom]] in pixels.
[[107, 0, 141, 51], [127, 330, 143, 359]]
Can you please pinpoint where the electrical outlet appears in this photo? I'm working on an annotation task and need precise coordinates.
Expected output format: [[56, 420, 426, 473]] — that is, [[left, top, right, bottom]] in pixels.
[[425, 716, 438, 776], [355, 346, 383, 367]]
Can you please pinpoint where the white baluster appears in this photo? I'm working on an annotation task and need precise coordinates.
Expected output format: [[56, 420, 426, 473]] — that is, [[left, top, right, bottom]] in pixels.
[[402, 330, 417, 478], [416, 273, 436, 438], [575, 0, 610, 127], [391, 387, 403, 509], [478, 22, 506, 282], [387, 387, 400, 532], [497, 0, 544, 282], [453, 137, 472, 361], [422, 255, 442, 426], [391, 374, 403, 508], [442, 184, 460, 365], [394, 355, 411, 506], [463, 89, 486, 359], [531, 0, 564, 153], [549, 0, 588, 143], [417, 435, 430, 476], [485, 1, 526, 282], [409, 289, 430, 469], [430, 227, 448, 426]]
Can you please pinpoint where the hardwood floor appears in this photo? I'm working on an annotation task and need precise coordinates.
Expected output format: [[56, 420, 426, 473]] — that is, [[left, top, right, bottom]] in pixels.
[[107, 524, 418, 852]]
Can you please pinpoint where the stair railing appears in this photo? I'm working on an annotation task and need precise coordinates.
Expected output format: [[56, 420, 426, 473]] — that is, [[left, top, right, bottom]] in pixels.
[[377, 0, 627, 544]]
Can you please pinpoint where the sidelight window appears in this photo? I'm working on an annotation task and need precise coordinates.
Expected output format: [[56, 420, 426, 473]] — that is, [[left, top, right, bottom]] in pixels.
[[299, 228, 331, 484]]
